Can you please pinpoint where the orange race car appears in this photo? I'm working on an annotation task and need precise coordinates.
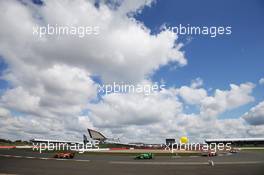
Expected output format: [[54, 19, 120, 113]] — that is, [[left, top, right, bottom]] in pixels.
[[54, 152, 75, 159]]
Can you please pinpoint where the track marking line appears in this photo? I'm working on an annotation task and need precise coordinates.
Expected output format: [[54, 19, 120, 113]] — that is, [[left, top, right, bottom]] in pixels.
[[55, 159, 67, 161], [216, 161, 264, 165], [74, 159, 90, 162], [39, 158, 49, 160], [13, 156, 22, 158], [1, 154, 12, 157], [109, 161, 264, 165], [109, 161, 208, 165]]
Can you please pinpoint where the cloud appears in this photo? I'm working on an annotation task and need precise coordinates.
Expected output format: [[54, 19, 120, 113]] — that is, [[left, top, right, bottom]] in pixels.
[[177, 80, 255, 118], [0, 109, 95, 141], [0, 0, 262, 143], [259, 78, 264, 85], [0, 0, 186, 83], [1, 87, 40, 113], [177, 87, 207, 105], [2, 64, 97, 117], [0, 64, 97, 140], [0, 0, 186, 141], [243, 101, 264, 125], [176, 78, 207, 105], [0, 107, 10, 119], [89, 88, 182, 128], [88, 81, 257, 143], [190, 77, 203, 88], [117, 0, 154, 15], [200, 83, 255, 118], [0, 79, 260, 143], [89, 88, 190, 142]]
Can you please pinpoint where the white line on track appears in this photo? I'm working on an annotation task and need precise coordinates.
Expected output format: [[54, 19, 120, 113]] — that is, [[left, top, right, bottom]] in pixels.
[[55, 159, 67, 161], [109, 161, 208, 165], [39, 158, 49, 160], [1, 155, 12, 157], [109, 161, 264, 165], [12, 156, 22, 158], [74, 159, 91, 162], [216, 161, 264, 165]]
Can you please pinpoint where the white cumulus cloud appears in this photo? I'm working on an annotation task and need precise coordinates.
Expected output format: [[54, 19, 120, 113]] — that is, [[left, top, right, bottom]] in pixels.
[[259, 78, 264, 85], [0, 0, 186, 140], [243, 101, 264, 125]]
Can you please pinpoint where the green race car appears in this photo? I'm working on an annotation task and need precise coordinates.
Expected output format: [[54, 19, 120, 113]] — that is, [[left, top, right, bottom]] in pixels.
[[135, 153, 154, 159]]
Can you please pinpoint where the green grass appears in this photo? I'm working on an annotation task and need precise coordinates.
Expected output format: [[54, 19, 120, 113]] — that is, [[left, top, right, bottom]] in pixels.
[[240, 148, 264, 152], [0, 142, 29, 146]]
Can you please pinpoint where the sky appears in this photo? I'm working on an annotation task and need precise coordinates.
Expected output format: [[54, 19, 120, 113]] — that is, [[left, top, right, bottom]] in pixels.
[[138, 0, 264, 117], [0, 0, 263, 143]]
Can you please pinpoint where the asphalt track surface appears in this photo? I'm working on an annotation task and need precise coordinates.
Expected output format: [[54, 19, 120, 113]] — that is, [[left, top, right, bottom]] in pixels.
[[0, 149, 264, 175]]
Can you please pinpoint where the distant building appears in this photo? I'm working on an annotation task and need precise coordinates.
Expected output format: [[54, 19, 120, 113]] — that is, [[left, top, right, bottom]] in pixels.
[[205, 138, 264, 147], [165, 138, 175, 145], [87, 128, 106, 142]]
